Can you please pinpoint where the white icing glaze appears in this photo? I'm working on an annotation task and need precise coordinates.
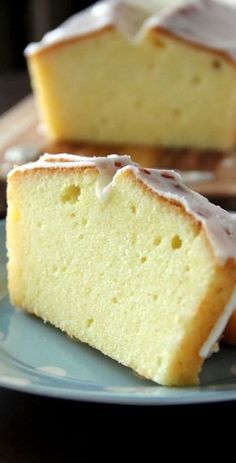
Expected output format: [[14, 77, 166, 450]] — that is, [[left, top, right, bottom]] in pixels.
[[9, 153, 236, 265], [145, 0, 236, 58], [25, 0, 236, 59], [25, 1, 113, 55], [199, 287, 236, 358]]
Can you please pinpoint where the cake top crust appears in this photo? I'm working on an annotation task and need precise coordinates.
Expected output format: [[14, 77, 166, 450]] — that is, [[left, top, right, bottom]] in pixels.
[[9, 153, 236, 265], [25, 0, 236, 59]]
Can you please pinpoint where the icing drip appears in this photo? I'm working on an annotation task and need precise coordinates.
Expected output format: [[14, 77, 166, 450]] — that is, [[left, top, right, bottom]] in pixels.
[[25, 0, 236, 59], [9, 153, 236, 265], [94, 156, 133, 198], [199, 287, 236, 358]]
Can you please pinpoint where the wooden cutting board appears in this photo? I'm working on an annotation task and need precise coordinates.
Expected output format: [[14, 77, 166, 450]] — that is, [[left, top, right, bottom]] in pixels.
[[0, 96, 42, 156], [1, 94, 236, 217]]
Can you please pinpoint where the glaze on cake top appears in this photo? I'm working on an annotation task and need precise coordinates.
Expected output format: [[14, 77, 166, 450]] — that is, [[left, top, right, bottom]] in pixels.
[[25, 0, 236, 59], [10, 153, 236, 265]]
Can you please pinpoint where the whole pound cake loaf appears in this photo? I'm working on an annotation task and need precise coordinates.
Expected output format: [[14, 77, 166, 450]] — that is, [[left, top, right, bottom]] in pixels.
[[7, 154, 236, 386], [25, 0, 236, 150]]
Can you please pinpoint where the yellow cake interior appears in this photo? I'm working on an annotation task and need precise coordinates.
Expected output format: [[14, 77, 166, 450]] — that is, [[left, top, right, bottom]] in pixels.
[[28, 28, 236, 149], [7, 162, 236, 386]]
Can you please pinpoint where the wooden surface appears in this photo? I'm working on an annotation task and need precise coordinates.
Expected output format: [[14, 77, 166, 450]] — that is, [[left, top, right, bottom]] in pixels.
[[0, 95, 41, 156], [1, 94, 236, 217]]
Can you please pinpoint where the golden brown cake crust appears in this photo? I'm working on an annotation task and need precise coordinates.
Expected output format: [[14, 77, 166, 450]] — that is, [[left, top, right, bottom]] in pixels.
[[27, 25, 115, 58], [9, 164, 98, 181], [165, 262, 236, 384]]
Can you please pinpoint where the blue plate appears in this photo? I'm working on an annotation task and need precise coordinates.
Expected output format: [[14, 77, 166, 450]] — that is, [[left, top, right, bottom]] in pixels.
[[1, 220, 236, 405]]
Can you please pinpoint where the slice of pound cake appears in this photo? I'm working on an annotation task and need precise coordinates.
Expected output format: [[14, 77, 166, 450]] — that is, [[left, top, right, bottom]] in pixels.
[[25, 0, 236, 150], [6, 154, 236, 386]]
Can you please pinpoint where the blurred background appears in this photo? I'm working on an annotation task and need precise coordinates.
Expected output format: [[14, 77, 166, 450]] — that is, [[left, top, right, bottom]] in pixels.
[[0, 0, 96, 113]]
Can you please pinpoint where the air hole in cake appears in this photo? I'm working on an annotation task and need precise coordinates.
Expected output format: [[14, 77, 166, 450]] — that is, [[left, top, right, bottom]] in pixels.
[[155, 357, 162, 368], [61, 266, 67, 273], [69, 212, 76, 218], [212, 59, 222, 69], [131, 233, 137, 245], [140, 256, 147, 263], [37, 220, 42, 228], [60, 185, 81, 204], [192, 76, 201, 85], [152, 294, 158, 301], [130, 204, 136, 214], [81, 217, 88, 226], [86, 318, 94, 328], [185, 265, 190, 273], [79, 234, 84, 240], [134, 100, 142, 108], [111, 297, 118, 304], [52, 265, 58, 274], [173, 108, 181, 117], [171, 235, 182, 250], [153, 236, 162, 246]]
